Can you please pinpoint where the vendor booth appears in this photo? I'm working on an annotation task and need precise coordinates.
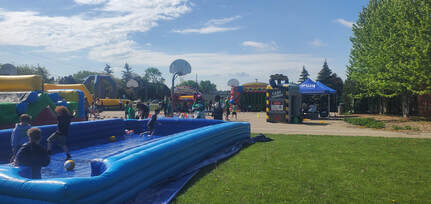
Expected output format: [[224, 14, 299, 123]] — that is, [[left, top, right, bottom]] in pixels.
[[299, 78, 336, 118]]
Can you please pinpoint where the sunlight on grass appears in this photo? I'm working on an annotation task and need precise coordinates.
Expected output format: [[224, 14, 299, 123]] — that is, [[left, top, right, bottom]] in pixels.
[[174, 134, 431, 203]]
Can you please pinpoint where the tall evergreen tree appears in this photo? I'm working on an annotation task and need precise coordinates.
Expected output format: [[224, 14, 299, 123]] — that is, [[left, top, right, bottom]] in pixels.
[[121, 63, 133, 82], [298, 66, 310, 83], [317, 60, 332, 84], [104, 64, 113, 74]]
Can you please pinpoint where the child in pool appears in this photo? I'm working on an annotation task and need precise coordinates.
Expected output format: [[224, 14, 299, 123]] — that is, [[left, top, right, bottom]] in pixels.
[[47, 106, 74, 161], [10, 114, 32, 162], [141, 109, 161, 137], [14, 128, 50, 179]]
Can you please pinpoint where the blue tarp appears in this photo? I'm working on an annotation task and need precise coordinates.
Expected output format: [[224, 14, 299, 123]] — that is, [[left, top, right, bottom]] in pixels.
[[299, 78, 336, 94]]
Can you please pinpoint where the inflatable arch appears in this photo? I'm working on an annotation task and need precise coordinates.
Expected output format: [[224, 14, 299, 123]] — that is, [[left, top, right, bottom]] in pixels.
[[83, 75, 117, 99]]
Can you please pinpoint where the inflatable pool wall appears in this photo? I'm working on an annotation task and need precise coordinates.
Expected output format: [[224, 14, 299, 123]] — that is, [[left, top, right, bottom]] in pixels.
[[0, 119, 250, 203]]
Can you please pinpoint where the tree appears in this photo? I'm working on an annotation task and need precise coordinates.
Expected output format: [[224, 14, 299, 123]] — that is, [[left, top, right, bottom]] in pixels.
[[317, 60, 332, 84], [122, 63, 133, 83], [72, 70, 99, 82], [347, 0, 431, 117], [177, 80, 198, 89], [143, 67, 165, 84], [16, 64, 54, 83], [298, 66, 310, 83], [199, 80, 217, 94], [58, 75, 77, 84], [104, 64, 113, 75]]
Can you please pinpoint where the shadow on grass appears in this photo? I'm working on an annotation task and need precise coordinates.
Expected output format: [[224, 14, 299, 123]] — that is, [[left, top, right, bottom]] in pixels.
[[171, 137, 267, 203], [300, 122, 329, 126]]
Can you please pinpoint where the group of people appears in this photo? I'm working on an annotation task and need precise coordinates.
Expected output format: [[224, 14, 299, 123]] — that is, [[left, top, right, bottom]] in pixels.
[[9, 95, 238, 179], [211, 95, 238, 121], [10, 106, 74, 179]]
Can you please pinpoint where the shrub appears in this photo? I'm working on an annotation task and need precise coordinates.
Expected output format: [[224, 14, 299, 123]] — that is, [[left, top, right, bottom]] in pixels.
[[344, 117, 385, 129]]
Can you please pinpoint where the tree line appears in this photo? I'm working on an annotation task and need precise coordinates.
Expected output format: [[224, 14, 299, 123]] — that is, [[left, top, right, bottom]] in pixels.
[[345, 0, 431, 117]]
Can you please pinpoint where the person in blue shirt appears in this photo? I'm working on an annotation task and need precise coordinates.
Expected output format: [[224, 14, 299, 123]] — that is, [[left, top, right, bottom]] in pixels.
[[14, 128, 50, 179], [10, 114, 31, 162]]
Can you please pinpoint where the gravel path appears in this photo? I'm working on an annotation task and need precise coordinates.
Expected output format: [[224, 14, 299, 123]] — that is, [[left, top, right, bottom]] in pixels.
[[97, 111, 431, 139]]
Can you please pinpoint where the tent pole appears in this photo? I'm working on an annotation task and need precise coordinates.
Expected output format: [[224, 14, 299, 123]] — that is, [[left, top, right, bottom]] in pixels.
[[328, 94, 330, 118]]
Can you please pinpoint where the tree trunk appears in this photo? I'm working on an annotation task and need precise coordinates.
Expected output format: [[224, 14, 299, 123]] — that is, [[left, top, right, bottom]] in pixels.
[[401, 93, 409, 118], [382, 97, 388, 114]]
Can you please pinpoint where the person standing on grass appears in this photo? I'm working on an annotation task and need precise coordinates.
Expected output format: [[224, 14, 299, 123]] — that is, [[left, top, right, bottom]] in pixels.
[[47, 106, 73, 161]]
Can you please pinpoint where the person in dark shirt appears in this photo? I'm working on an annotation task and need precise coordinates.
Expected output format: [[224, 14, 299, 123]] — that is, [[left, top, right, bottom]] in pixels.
[[212, 95, 224, 120], [14, 128, 50, 179], [47, 106, 73, 160], [141, 109, 160, 137]]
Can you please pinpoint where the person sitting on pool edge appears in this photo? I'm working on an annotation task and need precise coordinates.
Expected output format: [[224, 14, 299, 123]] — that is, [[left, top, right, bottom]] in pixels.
[[141, 109, 161, 137], [47, 106, 74, 161], [14, 128, 50, 179]]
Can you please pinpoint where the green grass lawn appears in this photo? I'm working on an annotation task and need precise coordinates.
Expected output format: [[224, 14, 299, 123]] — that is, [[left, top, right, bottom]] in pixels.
[[173, 134, 431, 203]]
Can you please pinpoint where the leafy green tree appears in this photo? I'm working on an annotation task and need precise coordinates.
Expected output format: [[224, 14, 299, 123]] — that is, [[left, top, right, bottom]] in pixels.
[[58, 75, 77, 84], [16, 64, 54, 83], [72, 70, 99, 82], [178, 80, 198, 89], [347, 0, 431, 117], [104, 64, 113, 75], [298, 66, 310, 83], [199, 80, 217, 94], [143, 67, 165, 84]]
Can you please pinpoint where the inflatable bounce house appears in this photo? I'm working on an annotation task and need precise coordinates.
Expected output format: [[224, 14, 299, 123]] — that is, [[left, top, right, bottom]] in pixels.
[[0, 75, 86, 129], [0, 118, 250, 203], [265, 74, 302, 123], [173, 86, 199, 112], [230, 82, 268, 112]]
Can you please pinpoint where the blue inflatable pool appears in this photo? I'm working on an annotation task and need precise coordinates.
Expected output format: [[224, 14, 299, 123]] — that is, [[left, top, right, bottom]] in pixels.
[[0, 118, 250, 203]]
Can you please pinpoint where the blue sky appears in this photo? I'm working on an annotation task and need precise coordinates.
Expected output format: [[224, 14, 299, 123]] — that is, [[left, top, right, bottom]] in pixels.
[[0, 0, 368, 90]]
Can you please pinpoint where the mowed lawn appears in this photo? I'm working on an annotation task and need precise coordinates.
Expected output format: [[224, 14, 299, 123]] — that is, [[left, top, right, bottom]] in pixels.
[[173, 134, 431, 203]]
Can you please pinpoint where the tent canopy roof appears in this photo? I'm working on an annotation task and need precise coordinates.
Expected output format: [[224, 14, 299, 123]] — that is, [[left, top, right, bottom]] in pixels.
[[299, 78, 336, 95]]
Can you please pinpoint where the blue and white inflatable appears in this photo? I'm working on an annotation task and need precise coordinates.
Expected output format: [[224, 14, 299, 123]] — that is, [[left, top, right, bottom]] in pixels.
[[0, 118, 250, 203]]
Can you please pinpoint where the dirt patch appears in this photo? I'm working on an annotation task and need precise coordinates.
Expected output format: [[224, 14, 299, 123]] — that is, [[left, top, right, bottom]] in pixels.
[[348, 114, 431, 133]]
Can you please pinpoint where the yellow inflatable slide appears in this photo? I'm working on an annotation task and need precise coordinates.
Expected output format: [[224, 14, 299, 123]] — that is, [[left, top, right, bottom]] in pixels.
[[0, 75, 42, 91], [44, 84, 93, 104]]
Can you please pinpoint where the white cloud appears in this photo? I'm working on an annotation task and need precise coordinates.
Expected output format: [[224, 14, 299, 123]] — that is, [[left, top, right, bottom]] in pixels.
[[0, 0, 191, 52], [173, 26, 239, 34], [242, 41, 277, 51], [206, 15, 241, 26], [74, 0, 107, 5], [335, 18, 354, 28], [309, 39, 326, 47], [173, 15, 241, 34]]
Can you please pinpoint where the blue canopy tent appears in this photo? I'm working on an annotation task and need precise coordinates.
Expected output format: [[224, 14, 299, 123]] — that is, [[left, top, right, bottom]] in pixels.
[[299, 78, 336, 117]]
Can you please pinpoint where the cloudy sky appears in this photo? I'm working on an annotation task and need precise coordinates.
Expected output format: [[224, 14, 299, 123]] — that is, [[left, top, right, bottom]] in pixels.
[[0, 0, 368, 90]]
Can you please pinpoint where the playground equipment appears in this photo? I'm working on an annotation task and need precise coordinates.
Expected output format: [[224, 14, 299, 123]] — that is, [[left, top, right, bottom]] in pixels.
[[0, 118, 250, 203], [0, 75, 42, 91], [265, 74, 302, 123], [83, 75, 117, 99]]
